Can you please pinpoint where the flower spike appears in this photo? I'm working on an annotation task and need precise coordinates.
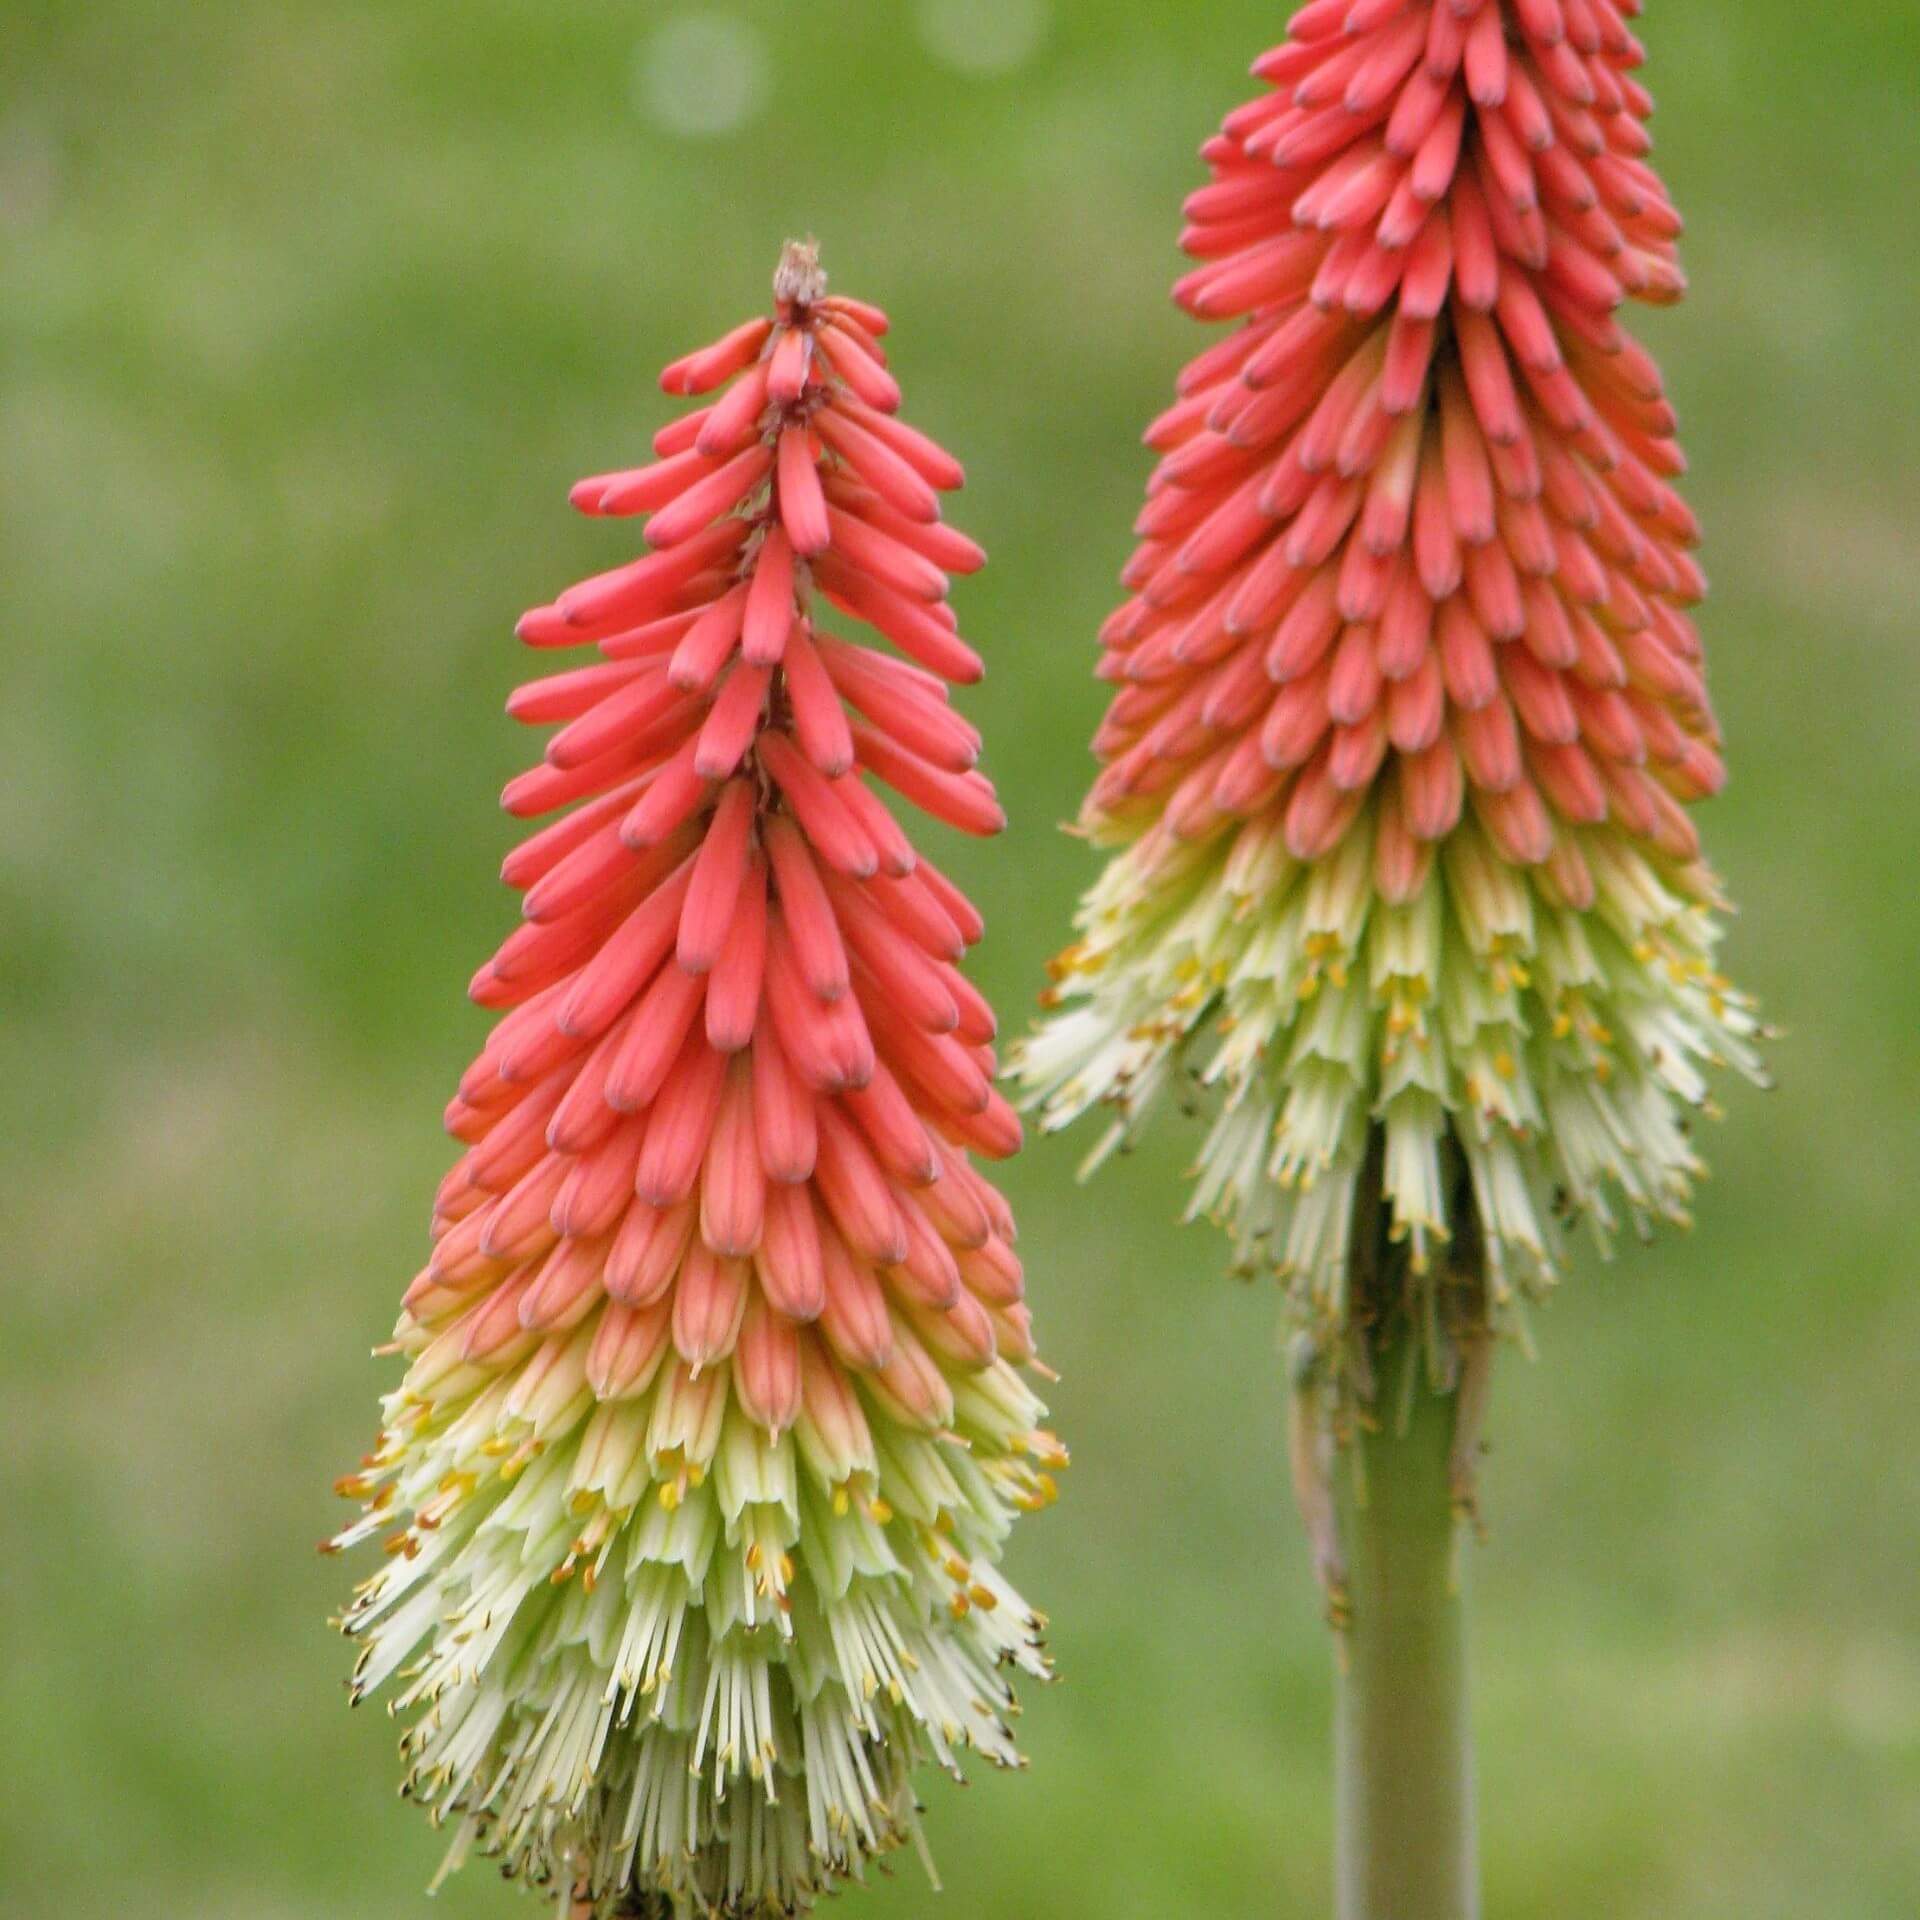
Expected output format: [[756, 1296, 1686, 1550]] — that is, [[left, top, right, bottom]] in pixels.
[[334, 240, 1061, 1919], [1017, 5, 1766, 1422]]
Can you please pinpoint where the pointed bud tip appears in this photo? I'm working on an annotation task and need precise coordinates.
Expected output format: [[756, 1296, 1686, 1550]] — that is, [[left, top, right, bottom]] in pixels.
[[775, 237, 828, 309]]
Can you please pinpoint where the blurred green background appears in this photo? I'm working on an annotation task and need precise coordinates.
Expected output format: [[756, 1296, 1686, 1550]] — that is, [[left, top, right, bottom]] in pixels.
[[4, 2, 1918, 1915]]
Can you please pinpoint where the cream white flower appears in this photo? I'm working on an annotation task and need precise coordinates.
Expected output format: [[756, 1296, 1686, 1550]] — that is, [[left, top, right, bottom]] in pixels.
[[1019, 809, 1764, 1395]]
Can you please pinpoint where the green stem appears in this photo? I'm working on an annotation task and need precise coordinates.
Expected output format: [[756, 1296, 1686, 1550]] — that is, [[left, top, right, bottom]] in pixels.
[[1332, 1349, 1480, 1920]]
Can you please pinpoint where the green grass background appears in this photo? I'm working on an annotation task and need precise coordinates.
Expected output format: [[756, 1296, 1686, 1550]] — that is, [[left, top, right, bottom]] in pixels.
[[4, 2, 1918, 1914]]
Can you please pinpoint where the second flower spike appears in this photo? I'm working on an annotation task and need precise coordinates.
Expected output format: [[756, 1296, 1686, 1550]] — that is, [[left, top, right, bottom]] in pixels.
[[1017, 5, 1766, 1404], [334, 241, 1062, 1920]]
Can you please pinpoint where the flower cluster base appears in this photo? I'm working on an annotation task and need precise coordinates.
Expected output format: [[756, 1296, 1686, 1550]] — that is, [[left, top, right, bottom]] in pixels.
[[1025, 801, 1758, 1336]]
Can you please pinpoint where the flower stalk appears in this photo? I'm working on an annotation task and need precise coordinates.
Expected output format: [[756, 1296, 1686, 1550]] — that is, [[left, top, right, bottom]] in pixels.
[[1332, 1345, 1479, 1920], [1300, 1143, 1486, 1919]]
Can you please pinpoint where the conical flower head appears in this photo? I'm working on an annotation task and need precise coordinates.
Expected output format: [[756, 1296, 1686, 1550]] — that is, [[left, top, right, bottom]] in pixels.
[[1019, 4, 1764, 1363], [332, 242, 1062, 1919]]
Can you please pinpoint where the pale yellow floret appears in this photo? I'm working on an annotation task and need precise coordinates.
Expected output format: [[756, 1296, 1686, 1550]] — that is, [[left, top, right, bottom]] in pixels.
[[1014, 807, 1766, 1405]]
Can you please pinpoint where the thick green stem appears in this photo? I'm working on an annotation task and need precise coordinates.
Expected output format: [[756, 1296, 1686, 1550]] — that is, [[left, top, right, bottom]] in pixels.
[[1332, 1353, 1480, 1920]]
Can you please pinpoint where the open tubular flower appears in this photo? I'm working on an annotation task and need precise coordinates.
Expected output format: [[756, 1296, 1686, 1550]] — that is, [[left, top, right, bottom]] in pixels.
[[332, 242, 1061, 1919], [1017, 3, 1763, 1383]]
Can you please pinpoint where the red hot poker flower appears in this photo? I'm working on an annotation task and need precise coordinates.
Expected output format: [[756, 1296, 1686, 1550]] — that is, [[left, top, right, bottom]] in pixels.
[[334, 241, 1061, 1920], [1019, 3, 1763, 1405]]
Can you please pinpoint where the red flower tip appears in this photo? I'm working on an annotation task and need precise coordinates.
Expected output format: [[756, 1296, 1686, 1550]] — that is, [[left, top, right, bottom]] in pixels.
[[1083, 0, 1720, 896], [437, 236, 1030, 1462]]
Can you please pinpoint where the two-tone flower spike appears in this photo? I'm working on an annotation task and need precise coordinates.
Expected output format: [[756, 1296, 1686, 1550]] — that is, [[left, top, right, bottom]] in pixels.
[[1015, 8, 1767, 1909], [1019, 0, 1766, 1432], [333, 241, 1061, 1920]]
